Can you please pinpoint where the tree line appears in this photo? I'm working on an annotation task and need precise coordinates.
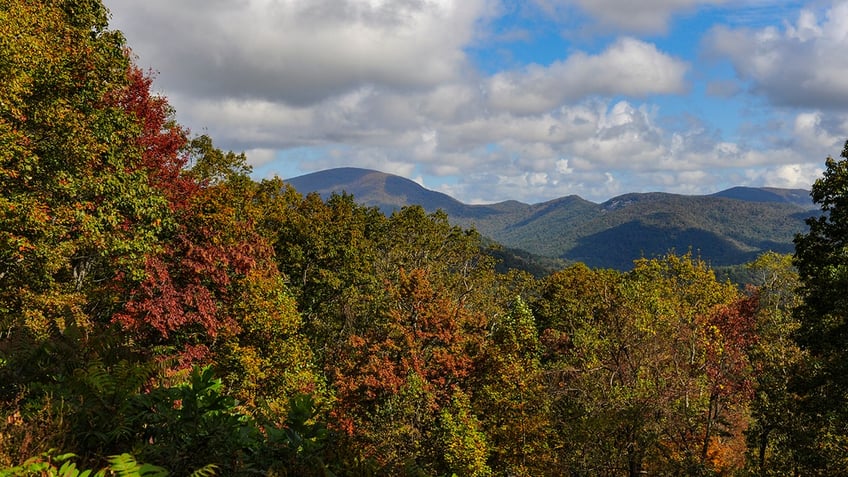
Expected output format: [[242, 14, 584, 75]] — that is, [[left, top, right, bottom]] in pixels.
[[2, 1, 847, 475]]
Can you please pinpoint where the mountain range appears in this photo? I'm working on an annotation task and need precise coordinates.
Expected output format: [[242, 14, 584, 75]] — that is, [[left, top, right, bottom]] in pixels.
[[285, 167, 818, 271]]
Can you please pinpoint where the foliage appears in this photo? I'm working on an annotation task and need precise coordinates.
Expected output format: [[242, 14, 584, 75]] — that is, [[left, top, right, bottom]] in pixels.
[[532, 254, 754, 475], [329, 266, 481, 473], [790, 140, 848, 473], [742, 252, 805, 474], [126, 366, 252, 474], [215, 267, 320, 419], [57, 354, 161, 459], [439, 389, 491, 477], [264, 394, 334, 476], [0, 0, 170, 401], [0, 451, 171, 477], [474, 297, 553, 475], [1, 0, 833, 474], [259, 186, 387, 370]]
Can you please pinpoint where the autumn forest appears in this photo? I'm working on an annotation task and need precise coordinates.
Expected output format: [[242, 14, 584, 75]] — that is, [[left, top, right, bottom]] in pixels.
[[3, 2, 848, 476]]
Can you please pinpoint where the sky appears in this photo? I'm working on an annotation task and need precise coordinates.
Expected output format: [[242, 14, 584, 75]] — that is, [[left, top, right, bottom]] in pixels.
[[102, 0, 848, 204]]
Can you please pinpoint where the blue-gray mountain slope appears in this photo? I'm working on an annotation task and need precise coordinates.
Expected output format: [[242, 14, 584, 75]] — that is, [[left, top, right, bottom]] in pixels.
[[286, 168, 816, 270]]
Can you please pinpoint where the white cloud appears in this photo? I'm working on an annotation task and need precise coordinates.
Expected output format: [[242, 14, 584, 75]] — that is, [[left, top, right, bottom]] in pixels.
[[244, 148, 277, 167], [793, 111, 842, 151], [102, 0, 836, 205], [180, 85, 828, 204], [707, 1, 848, 108], [107, 0, 487, 106], [754, 163, 825, 189], [487, 38, 688, 114], [556, 158, 574, 174]]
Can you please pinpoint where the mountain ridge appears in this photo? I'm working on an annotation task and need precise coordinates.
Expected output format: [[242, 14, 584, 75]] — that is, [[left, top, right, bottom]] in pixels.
[[285, 168, 817, 270]]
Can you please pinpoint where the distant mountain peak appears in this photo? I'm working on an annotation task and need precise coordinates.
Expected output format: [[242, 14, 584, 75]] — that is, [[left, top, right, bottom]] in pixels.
[[711, 186, 814, 207], [285, 167, 814, 270], [285, 167, 465, 216]]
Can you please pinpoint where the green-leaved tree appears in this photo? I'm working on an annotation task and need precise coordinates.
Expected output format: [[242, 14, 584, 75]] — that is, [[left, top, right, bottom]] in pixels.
[[791, 139, 848, 472]]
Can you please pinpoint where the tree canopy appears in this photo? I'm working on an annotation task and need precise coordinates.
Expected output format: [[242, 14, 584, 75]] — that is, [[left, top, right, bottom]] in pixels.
[[790, 140, 848, 472], [0, 1, 842, 475]]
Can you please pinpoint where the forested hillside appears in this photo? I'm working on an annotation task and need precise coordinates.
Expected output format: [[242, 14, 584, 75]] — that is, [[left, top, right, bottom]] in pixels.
[[2, 1, 847, 476], [287, 169, 815, 270]]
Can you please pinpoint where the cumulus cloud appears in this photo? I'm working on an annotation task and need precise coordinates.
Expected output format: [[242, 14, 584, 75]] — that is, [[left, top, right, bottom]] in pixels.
[[244, 148, 277, 167], [486, 38, 689, 114], [793, 111, 843, 151], [707, 1, 848, 109], [747, 163, 825, 190], [108, 0, 486, 106], [102, 0, 839, 204], [159, 84, 831, 204]]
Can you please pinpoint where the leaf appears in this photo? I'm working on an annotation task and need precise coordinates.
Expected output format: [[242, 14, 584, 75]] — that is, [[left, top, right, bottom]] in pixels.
[[187, 464, 218, 477], [106, 454, 168, 477]]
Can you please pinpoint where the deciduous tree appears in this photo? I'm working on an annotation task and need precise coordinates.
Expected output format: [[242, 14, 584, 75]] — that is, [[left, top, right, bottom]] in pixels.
[[790, 139, 848, 472], [743, 252, 805, 474], [474, 297, 553, 475], [0, 0, 172, 405], [533, 254, 751, 475]]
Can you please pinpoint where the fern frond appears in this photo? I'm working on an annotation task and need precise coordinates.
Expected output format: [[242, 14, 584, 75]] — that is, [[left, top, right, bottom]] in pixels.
[[106, 453, 168, 477], [187, 463, 218, 477], [69, 359, 113, 397], [57, 459, 80, 475], [0, 450, 90, 477]]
